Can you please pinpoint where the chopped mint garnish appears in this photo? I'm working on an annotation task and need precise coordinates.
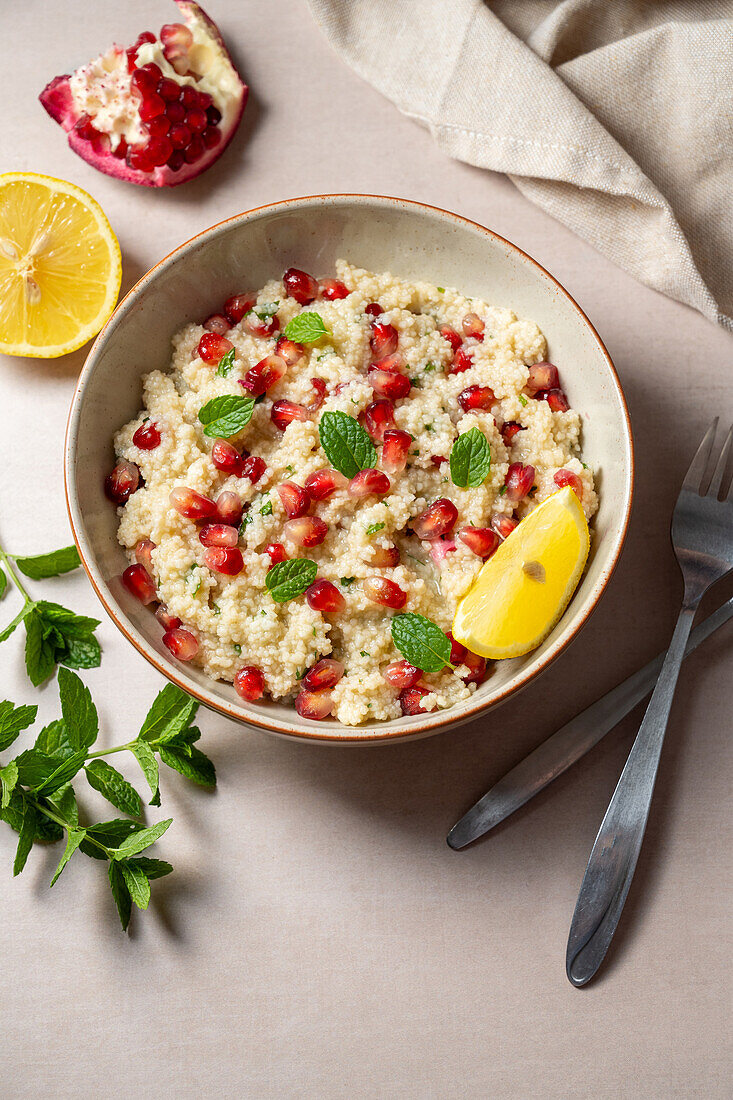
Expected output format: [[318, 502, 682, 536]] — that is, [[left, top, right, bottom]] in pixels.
[[518, 394, 528, 407], [365, 522, 385, 536]]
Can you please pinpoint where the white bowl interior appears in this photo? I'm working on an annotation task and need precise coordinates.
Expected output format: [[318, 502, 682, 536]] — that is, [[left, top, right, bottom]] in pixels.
[[66, 196, 632, 742]]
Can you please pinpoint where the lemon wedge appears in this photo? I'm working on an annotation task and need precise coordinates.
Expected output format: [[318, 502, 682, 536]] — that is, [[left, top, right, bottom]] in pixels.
[[0, 172, 121, 358], [452, 487, 590, 659]]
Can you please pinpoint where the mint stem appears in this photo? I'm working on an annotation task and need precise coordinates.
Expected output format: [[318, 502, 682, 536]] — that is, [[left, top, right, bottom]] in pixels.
[[85, 741, 137, 761], [0, 543, 33, 606], [23, 792, 110, 857]]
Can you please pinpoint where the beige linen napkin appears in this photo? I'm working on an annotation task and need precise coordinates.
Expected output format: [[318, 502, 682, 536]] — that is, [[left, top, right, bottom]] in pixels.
[[308, 0, 733, 331]]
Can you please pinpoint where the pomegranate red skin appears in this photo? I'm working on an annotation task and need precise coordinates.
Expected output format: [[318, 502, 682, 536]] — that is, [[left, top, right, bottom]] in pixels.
[[283, 267, 318, 305], [163, 627, 198, 661], [203, 546, 244, 575], [122, 563, 157, 605], [554, 469, 584, 498], [302, 658, 344, 690], [382, 660, 421, 690], [234, 665, 265, 702], [412, 498, 459, 540], [39, 2, 248, 189], [305, 581, 346, 613], [399, 685, 432, 716], [105, 459, 140, 504], [132, 421, 161, 449]]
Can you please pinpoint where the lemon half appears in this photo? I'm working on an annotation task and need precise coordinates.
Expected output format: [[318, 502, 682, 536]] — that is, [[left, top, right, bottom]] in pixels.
[[452, 487, 590, 659], [0, 172, 121, 358]]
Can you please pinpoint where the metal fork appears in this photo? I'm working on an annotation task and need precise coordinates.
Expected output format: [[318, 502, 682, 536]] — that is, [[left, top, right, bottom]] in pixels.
[[566, 419, 733, 986]]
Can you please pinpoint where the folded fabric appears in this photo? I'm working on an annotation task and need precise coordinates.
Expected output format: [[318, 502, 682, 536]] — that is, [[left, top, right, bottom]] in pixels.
[[308, 0, 733, 331]]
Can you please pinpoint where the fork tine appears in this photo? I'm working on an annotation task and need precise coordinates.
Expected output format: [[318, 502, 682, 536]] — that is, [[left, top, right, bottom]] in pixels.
[[706, 423, 733, 498], [682, 418, 718, 493]]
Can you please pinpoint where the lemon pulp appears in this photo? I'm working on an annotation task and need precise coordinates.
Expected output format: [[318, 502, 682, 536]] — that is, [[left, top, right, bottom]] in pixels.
[[0, 172, 121, 358], [452, 487, 590, 659]]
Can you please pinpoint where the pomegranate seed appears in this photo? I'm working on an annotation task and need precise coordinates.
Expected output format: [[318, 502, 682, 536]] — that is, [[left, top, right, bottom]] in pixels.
[[462, 650, 487, 685], [305, 582, 346, 613], [140, 62, 163, 83], [526, 362, 560, 395], [490, 514, 519, 540], [135, 539, 156, 572], [199, 523, 239, 548], [122, 563, 156, 605], [146, 115, 171, 138], [186, 107, 207, 133], [211, 439, 242, 473], [370, 321, 398, 358], [180, 86, 200, 109], [206, 105, 222, 125], [167, 149, 185, 172], [204, 546, 244, 576], [412, 499, 458, 540], [202, 127, 221, 150], [439, 325, 462, 352], [275, 336, 306, 367], [241, 455, 266, 484], [157, 77, 181, 102], [203, 313, 230, 334], [243, 312, 279, 338], [169, 122, 192, 148], [368, 362, 411, 400], [318, 278, 349, 300], [449, 346, 474, 374], [131, 67, 158, 95], [165, 100, 186, 123], [459, 527, 500, 559], [240, 353, 286, 396], [198, 332, 234, 365], [132, 420, 161, 450], [348, 469, 390, 498], [545, 388, 570, 413], [277, 482, 311, 518], [155, 605, 181, 631], [283, 267, 319, 305], [234, 666, 265, 702], [224, 293, 256, 324], [504, 463, 535, 502], [283, 517, 328, 547], [112, 137, 128, 160], [383, 660, 421, 690], [364, 400, 395, 442], [554, 469, 583, 498], [364, 302, 382, 318], [216, 492, 244, 526], [148, 135, 174, 167], [139, 93, 166, 122], [428, 538, 457, 566], [362, 577, 407, 609], [271, 400, 310, 430], [295, 689, 333, 720], [307, 377, 327, 412], [500, 421, 523, 446], [446, 631, 467, 665], [399, 685, 431, 715], [169, 487, 217, 520], [302, 658, 344, 689], [127, 144, 156, 173], [462, 312, 485, 340], [184, 137, 204, 164], [431, 455, 447, 468], [368, 544, 400, 568], [160, 22, 193, 62], [264, 543, 287, 566], [458, 385, 495, 412], [305, 468, 348, 500], [163, 627, 198, 661], [381, 429, 412, 473], [105, 460, 140, 504]]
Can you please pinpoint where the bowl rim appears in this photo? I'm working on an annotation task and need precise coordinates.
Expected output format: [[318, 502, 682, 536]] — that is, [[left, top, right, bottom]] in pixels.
[[64, 193, 634, 744]]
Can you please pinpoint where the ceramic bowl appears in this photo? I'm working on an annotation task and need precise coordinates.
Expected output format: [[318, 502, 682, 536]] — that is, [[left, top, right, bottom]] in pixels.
[[65, 194, 634, 744]]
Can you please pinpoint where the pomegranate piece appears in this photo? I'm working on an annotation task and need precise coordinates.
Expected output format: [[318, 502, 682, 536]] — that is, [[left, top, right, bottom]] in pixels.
[[368, 544, 400, 568], [155, 605, 181, 631], [240, 455, 266, 484], [132, 420, 162, 450], [295, 689, 333, 721], [526, 362, 560, 395], [170, 486, 217, 520], [162, 627, 198, 661], [283, 517, 328, 547], [370, 321, 399, 358], [449, 346, 474, 375], [428, 538, 457, 566], [411, 498, 458, 540], [399, 685, 432, 716], [277, 482, 311, 518], [305, 468, 348, 501], [490, 513, 519, 540], [211, 438, 242, 474], [381, 429, 412, 473], [198, 332, 233, 365], [199, 523, 239, 548], [243, 312, 280, 338], [135, 539, 156, 572], [234, 665, 265, 702], [264, 543, 288, 566], [105, 459, 140, 504], [431, 455, 448, 468], [271, 400, 310, 430], [462, 312, 485, 340], [544, 388, 570, 413], [364, 302, 383, 318], [283, 267, 318, 305], [224, 293, 256, 324], [241, 353, 286, 396], [446, 631, 467, 665], [306, 581, 346, 613], [362, 577, 407, 609], [318, 279, 349, 301], [458, 385, 495, 412], [439, 325, 462, 352], [275, 337, 306, 367], [504, 463, 535, 502], [458, 527, 500, 559], [216, 491, 243, 526], [461, 650, 488, 685], [203, 313, 230, 334], [368, 356, 411, 400], [39, 4, 248, 189], [364, 400, 396, 442], [383, 660, 421, 690], [122, 563, 156, 605], [500, 421, 523, 447], [348, 468, 391, 498], [554, 469, 584, 498], [203, 546, 244, 575], [302, 658, 344, 690], [307, 377, 327, 413]]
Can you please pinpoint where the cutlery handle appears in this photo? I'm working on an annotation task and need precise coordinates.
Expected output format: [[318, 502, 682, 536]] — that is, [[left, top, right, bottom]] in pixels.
[[565, 605, 696, 986]]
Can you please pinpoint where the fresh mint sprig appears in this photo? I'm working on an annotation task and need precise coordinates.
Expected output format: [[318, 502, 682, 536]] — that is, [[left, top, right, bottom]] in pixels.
[[449, 427, 492, 488], [318, 411, 376, 478], [391, 612, 454, 674], [283, 312, 331, 344], [265, 558, 318, 603], [198, 394, 255, 439]]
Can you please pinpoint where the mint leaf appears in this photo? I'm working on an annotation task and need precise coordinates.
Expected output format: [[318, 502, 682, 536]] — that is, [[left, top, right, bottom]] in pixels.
[[85, 760, 142, 817], [34, 719, 73, 758], [59, 634, 101, 670], [138, 683, 198, 745], [160, 743, 216, 787], [120, 859, 151, 909], [1, 761, 18, 809], [12, 749, 61, 789], [111, 818, 172, 859], [47, 784, 78, 827], [108, 862, 132, 931], [366, 522, 385, 536], [58, 668, 98, 751], [449, 427, 492, 488], [253, 301, 279, 320], [0, 567, 6, 599], [35, 602, 100, 637], [265, 558, 317, 603], [14, 545, 80, 580], [259, 499, 273, 516], [215, 348, 236, 377], [33, 751, 86, 796], [81, 818, 145, 860], [0, 788, 62, 842], [130, 856, 173, 880], [318, 411, 376, 478], [13, 801, 37, 876], [391, 612, 452, 673], [24, 609, 56, 686], [50, 827, 85, 887], [0, 700, 37, 751], [198, 394, 254, 439], [131, 740, 159, 804], [0, 603, 35, 644], [283, 312, 330, 344]]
